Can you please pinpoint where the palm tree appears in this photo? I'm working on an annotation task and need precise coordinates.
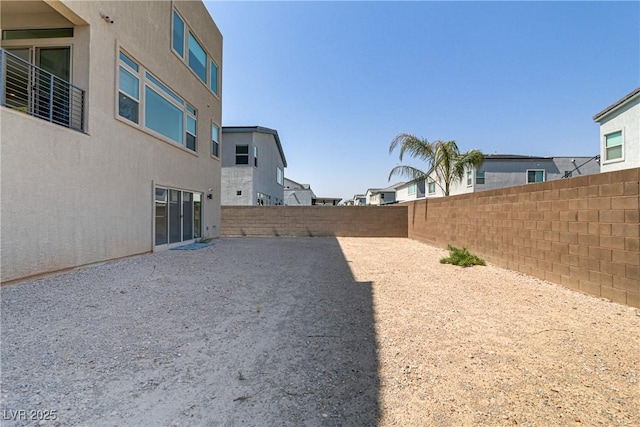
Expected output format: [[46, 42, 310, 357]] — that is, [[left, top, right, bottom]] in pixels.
[[388, 133, 484, 196]]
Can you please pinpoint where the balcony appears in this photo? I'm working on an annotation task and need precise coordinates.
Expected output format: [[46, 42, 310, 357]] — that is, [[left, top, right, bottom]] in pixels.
[[0, 48, 85, 132]]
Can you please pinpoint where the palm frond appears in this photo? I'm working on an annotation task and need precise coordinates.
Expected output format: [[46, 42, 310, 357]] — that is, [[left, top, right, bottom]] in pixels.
[[388, 165, 428, 182]]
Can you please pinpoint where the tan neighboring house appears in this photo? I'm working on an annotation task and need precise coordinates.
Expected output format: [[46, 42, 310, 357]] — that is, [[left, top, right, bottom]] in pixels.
[[593, 87, 640, 172], [1, 0, 223, 282]]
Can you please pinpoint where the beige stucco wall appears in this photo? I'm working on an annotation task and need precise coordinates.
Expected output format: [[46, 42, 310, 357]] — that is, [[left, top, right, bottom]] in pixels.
[[1, 0, 223, 282]]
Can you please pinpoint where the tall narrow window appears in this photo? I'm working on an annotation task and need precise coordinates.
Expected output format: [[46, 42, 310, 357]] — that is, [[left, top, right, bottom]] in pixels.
[[277, 167, 283, 185], [155, 188, 168, 245], [193, 193, 202, 239], [211, 123, 220, 157], [476, 171, 485, 185], [254, 146, 258, 167], [172, 11, 185, 58], [408, 183, 416, 195], [236, 145, 249, 164], [210, 59, 219, 95], [466, 170, 473, 186], [188, 32, 207, 83], [186, 104, 197, 151], [118, 51, 139, 123], [605, 131, 623, 161], [169, 189, 182, 243], [183, 192, 193, 241], [428, 179, 436, 194]]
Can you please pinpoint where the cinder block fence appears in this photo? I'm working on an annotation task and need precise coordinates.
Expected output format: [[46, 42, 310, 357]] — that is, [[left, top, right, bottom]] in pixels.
[[221, 205, 408, 237], [221, 168, 639, 308], [407, 168, 639, 308]]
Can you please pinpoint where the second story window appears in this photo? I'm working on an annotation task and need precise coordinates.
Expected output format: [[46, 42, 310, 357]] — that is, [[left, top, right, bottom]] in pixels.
[[408, 184, 416, 195], [118, 51, 139, 123], [466, 170, 473, 186], [117, 50, 197, 152], [186, 104, 197, 151], [604, 131, 623, 161], [428, 179, 436, 194], [277, 167, 283, 185], [211, 123, 220, 157], [254, 146, 258, 167], [527, 169, 545, 184], [236, 145, 249, 164], [476, 171, 485, 185]]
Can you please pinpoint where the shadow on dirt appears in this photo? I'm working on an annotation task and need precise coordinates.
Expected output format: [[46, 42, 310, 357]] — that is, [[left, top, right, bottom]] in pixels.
[[1, 237, 379, 426]]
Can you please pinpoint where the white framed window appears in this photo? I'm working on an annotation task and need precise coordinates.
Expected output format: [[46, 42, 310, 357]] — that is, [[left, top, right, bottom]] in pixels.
[[604, 130, 623, 162], [117, 49, 197, 152], [253, 146, 258, 167], [527, 169, 545, 183], [408, 183, 416, 195], [186, 104, 197, 151], [171, 8, 219, 97], [211, 123, 220, 157], [466, 170, 473, 186], [210, 59, 219, 95], [428, 179, 436, 194], [277, 167, 283, 185], [155, 186, 202, 246], [118, 51, 139, 124], [476, 171, 485, 185]]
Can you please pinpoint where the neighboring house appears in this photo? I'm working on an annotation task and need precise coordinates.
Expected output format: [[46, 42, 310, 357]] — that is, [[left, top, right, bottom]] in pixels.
[[365, 183, 405, 205], [284, 177, 316, 205], [1, 0, 223, 282], [425, 154, 600, 198], [344, 194, 366, 206], [395, 180, 426, 203], [221, 126, 287, 205], [593, 87, 640, 172]]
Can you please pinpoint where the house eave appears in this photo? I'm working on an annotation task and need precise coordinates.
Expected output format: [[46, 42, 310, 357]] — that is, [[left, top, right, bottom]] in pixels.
[[593, 87, 640, 122]]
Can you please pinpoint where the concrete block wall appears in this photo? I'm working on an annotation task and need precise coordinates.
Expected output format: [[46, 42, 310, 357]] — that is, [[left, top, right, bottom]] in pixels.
[[221, 206, 408, 237], [407, 168, 640, 308]]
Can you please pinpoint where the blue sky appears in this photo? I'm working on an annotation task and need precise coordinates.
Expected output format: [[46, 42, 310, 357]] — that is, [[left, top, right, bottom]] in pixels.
[[205, 1, 639, 202]]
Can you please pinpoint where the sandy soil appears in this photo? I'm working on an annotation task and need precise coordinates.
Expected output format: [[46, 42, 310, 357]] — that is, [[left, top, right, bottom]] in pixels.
[[1, 237, 638, 426]]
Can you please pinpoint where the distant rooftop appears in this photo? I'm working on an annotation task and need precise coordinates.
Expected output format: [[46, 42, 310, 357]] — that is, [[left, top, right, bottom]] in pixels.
[[222, 126, 288, 167]]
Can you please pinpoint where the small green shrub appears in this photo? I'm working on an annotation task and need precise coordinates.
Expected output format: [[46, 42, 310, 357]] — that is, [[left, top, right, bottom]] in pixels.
[[440, 245, 486, 267]]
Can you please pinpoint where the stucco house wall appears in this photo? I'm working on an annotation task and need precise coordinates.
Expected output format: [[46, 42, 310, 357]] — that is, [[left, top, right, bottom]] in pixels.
[[594, 88, 640, 173], [1, 0, 223, 282], [220, 127, 286, 205]]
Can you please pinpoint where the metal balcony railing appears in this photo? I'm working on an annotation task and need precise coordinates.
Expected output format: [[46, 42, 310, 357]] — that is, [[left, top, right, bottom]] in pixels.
[[0, 48, 85, 132]]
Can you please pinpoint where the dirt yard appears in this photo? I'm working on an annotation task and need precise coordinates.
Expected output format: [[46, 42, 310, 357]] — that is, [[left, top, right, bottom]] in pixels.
[[1, 237, 638, 426]]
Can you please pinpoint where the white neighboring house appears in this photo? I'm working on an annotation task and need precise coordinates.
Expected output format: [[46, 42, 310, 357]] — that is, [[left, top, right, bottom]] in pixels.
[[365, 182, 405, 205], [593, 87, 640, 172], [284, 177, 315, 205]]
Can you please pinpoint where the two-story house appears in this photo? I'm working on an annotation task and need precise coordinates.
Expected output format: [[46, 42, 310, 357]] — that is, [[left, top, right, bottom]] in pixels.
[[1, 0, 223, 282], [593, 87, 640, 172], [220, 126, 287, 205]]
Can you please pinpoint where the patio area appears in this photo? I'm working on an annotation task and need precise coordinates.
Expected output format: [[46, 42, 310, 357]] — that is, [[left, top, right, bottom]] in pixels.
[[1, 237, 638, 426]]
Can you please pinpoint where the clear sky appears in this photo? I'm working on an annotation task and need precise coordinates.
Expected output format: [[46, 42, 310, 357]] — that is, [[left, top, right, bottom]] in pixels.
[[204, 0, 639, 202]]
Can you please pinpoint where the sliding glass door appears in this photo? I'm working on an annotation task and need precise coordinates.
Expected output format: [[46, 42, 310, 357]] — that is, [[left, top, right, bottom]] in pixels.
[[155, 187, 202, 246]]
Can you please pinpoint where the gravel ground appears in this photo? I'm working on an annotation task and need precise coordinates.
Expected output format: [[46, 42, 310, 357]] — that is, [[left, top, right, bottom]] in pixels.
[[1, 237, 638, 426]]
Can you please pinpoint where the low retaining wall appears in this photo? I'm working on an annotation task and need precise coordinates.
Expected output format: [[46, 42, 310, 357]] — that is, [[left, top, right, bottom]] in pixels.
[[407, 168, 639, 308], [221, 205, 408, 237]]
